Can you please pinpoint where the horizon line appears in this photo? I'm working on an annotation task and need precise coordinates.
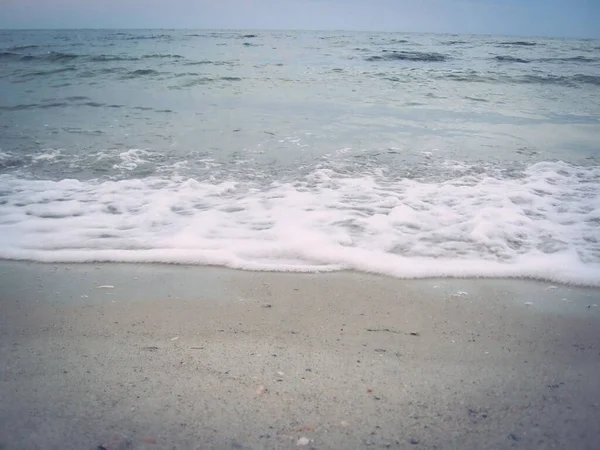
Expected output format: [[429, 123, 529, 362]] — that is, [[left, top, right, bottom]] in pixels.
[[0, 27, 598, 40]]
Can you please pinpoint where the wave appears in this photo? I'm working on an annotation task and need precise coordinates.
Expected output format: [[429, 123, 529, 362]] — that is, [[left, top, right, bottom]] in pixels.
[[498, 41, 537, 46], [443, 40, 469, 45], [366, 51, 448, 62], [141, 53, 184, 60], [0, 162, 598, 286], [46, 51, 80, 61], [124, 69, 161, 77], [494, 55, 530, 63], [0, 51, 80, 62], [373, 39, 411, 45], [538, 56, 600, 63], [124, 34, 172, 41], [175, 77, 216, 88], [89, 55, 137, 62], [184, 60, 237, 66], [9, 52, 186, 63], [441, 72, 493, 83], [0, 51, 20, 60], [24, 67, 77, 77], [6, 44, 40, 51], [443, 71, 600, 87], [518, 74, 600, 87]]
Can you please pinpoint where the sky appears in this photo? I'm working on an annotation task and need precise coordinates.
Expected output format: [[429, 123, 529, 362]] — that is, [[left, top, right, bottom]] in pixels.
[[0, 0, 599, 38]]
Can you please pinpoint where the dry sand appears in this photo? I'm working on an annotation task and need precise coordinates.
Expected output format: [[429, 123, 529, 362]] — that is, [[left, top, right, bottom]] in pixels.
[[1, 261, 599, 450]]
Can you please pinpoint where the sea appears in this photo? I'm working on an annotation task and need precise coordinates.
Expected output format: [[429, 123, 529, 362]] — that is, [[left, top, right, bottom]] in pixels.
[[0, 29, 599, 286]]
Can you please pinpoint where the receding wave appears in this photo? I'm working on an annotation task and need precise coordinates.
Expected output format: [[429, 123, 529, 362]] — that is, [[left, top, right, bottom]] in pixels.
[[0, 162, 598, 286], [366, 51, 448, 62], [494, 55, 530, 63]]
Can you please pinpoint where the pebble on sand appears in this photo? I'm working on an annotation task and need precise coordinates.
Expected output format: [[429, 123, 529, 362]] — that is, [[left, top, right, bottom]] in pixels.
[[255, 385, 266, 395], [297, 437, 310, 446]]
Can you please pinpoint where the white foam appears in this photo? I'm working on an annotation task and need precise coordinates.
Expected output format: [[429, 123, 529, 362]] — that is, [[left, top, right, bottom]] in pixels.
[[113, 149, 151, 171], [0, 161, 599, 286], [32, 149, 61, 162]]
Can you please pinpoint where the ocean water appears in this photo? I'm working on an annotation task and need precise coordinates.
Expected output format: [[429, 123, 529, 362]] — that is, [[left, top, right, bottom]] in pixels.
[[1, 29, 599, 285]]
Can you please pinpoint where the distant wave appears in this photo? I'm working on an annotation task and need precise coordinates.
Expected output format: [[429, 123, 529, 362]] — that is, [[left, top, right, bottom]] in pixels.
[[494, 55, 530, 63], [142, 53, 184, 60], [494, 55, 598, 64], [3, 51, 188, 65], [443, 71, 600, 87], [123, 34, 172, 41], [518, 74, 600, 87], [184, 60, 237, 66], [0, 51, 19, 60], [366, 51, 448, 62], [443, 72, 493, 83], [171, 76, 243, 89], [6, 44, 40, 51], [539, 56, 599, 63], [498, 41, 538, 46], [46, 51, 80, 61], [89, 55, 135, 62], [372, 39, 411, 45], [123, 69, 162, 77], [25, 67, 77, 77]]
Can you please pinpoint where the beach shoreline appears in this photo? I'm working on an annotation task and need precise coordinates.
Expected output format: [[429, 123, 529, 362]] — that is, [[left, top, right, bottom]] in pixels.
[[1, 261, 599, 449]]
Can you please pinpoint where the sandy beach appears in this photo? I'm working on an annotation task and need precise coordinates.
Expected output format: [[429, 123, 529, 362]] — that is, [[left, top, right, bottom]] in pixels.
[[1, 261, 599, 450]]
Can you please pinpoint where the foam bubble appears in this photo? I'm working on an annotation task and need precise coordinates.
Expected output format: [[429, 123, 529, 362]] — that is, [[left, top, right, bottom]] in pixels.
[[113, 149, 151, 171], [32, 149, 62, 162], [0, 161, 598, 286]]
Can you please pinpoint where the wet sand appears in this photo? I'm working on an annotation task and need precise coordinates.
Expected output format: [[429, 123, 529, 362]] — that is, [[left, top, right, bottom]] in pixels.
[[1, 262, 599, 449]]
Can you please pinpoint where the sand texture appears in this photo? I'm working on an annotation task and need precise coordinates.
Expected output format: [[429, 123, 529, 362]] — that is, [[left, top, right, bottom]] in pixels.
[[1, 262, 599, 449]]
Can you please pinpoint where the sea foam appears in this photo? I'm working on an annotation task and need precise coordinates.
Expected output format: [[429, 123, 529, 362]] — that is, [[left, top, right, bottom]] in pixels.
[[0, 161, 598, 286]]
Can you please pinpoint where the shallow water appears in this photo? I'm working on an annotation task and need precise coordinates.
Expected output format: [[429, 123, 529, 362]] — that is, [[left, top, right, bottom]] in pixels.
[[1, 30, 599, 285]]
